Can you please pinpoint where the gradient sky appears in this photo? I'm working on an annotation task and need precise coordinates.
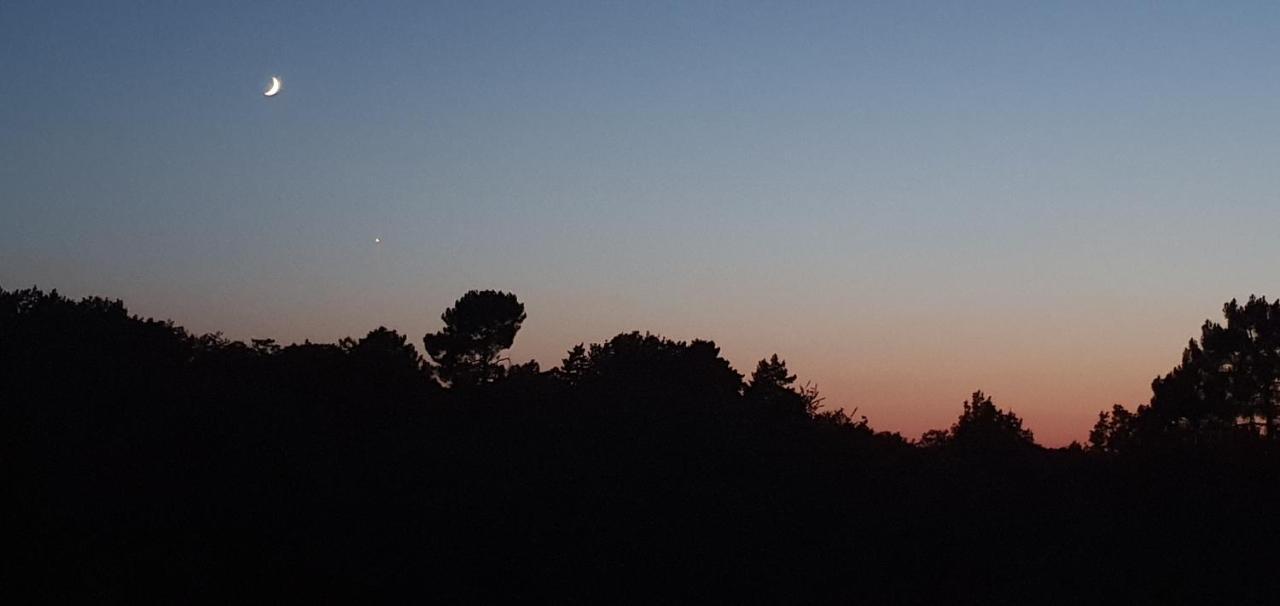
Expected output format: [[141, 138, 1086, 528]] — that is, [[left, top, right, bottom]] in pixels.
[[4, 1, 1280, 445]]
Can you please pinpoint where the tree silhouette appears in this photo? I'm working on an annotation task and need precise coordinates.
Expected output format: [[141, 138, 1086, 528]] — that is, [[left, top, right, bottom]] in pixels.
[[566, 332, 743, 398], [9, 284, 1280, 602], [1093, 296, 1280, 449], [1088, 404, 1143, 453], [422, 290, 526, 388], [343, 327, 431, 401], [1171, 296, 1280, 436], [921, 390, 1036, 452], [744, 354, 819, 418], [551, 343, 591, 386]]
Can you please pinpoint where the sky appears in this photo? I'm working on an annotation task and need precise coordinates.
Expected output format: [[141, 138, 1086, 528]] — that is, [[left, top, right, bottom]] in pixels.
[[3, 1, 1280, 445]]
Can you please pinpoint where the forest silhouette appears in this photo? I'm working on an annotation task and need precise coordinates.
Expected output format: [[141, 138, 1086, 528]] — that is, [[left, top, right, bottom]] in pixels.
[[4, 286, 1280, 602]]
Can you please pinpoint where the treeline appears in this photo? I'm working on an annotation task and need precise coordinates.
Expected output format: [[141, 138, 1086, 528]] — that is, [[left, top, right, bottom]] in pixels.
[[3, 286, 1280, 602]]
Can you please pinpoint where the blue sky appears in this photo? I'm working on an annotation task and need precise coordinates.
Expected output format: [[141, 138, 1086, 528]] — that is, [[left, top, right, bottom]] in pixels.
[[4, 1, 1280, 443]]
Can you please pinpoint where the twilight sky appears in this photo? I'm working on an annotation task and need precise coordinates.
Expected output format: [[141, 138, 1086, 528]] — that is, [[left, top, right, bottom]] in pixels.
[[3, 1, 1279, 445]]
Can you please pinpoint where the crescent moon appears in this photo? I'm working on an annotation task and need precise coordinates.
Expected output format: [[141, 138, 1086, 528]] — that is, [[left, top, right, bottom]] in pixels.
[[264, 76, 281, 97]]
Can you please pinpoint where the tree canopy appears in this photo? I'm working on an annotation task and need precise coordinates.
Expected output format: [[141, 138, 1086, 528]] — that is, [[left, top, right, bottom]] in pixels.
[[422, 289, 526, 387], [1092, 296, 1280, 451], [918, 389, 1036, 452]]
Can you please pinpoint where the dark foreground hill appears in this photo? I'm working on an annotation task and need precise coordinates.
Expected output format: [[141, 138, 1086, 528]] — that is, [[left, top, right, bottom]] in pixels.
[[3, 287, 1279, 603]]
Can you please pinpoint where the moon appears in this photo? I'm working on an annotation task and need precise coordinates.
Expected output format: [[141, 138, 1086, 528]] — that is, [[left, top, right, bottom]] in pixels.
[[264, 76, 282, 97]]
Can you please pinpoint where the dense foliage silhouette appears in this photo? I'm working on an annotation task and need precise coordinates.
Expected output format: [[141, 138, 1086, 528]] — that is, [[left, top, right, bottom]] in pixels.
[[4, 286, 1280, 602], [918, 390, 1036, 453], [1091, 296, 1280, 453], [423, 289, 526, 387]]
